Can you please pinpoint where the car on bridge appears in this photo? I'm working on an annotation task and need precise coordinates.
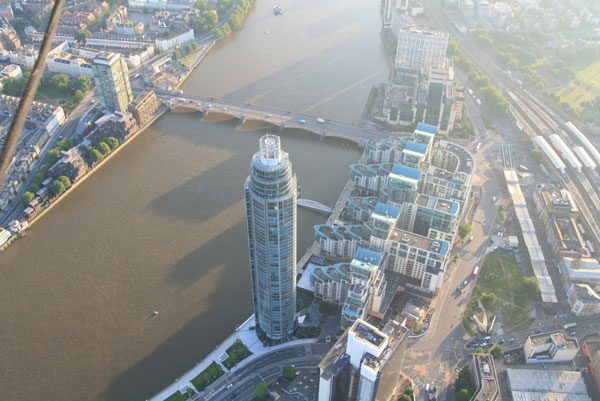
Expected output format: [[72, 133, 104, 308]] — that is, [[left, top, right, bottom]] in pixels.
[[317, 118, 325, 123], [299, 119, 306, 124]]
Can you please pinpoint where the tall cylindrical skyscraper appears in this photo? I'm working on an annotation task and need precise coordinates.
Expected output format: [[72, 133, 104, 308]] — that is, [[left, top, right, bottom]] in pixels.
[[244, 135, 297, 340]]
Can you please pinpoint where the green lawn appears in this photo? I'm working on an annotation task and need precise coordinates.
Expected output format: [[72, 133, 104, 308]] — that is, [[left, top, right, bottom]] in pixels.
[[35, 86, 71, 100], [295, 326, 321, 339], [165, 388, 195, 401], [191, 361, 224, 391], [296, 289, 314, 312], [182, 49, 201, 68], [553, 60, 600, 113], [318, 301, 338, 316], [466, 250, 534, 331], [222, 340, 252, 370]]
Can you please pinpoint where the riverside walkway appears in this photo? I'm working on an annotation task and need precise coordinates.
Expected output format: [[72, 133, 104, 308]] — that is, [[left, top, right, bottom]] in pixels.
[[145, 89, 389, 144]]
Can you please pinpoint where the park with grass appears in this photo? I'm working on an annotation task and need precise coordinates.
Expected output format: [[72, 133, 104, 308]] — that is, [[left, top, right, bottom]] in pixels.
[[165, 388, 195, 401], [222, 339, 252, 370], [191, 361, 224, 391], [464, 250, 539, 333]]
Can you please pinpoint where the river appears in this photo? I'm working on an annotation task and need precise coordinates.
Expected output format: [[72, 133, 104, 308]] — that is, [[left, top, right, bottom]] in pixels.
[[0, 1, 390, 400]]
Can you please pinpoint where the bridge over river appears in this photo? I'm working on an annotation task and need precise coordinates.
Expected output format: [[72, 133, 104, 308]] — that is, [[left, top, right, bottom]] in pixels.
[[147, 89, 389, 144]]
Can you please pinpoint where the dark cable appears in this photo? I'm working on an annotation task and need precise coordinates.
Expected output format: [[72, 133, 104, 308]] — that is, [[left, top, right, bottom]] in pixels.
[[0, 0, 66, 183]]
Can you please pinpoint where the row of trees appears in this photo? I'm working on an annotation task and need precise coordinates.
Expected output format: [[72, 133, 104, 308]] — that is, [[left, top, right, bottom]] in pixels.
[[454, 366, 474, 401], [88, 137, 120, 165], [173, 43, 200, 61], [467, 71, 510, 115], [20, 175, 71, 205]]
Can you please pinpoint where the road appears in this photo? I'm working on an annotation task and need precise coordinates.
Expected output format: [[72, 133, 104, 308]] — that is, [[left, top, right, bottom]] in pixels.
[[400, 115, 504, 394], [0, 90, 98, 225], [197, 342, 330, 401]]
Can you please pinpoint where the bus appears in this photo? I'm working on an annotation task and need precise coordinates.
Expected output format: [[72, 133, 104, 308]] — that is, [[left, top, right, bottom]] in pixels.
[[476, 143, 482, 151], [518, 164, 529, 172], [586, 240, 595, 256], [473, 265, 480, 278], [578, 223, 586, 236], [563, 323, 577, 329]]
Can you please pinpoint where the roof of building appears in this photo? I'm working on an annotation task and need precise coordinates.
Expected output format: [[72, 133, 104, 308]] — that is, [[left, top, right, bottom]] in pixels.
[[351, 248, 383, 273], [528, 330, 579, 350], [350, 320, 387, 348], [390, 163, 422, 182], [471, 354, 499, 401], [389, 228, 449, 256], [417, 122, 439, 134], [506, 369, 590, 398], [405, 140, 428, 155], [571, 283, 600, 303]]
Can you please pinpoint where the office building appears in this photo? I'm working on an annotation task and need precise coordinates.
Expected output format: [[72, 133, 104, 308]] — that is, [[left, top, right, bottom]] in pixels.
[[469, 354, 499, 401], [395, 29, 448, 72], [128, 90, 159, 126], [506, 368, 591, 401], [566, 283, 600, 316], [318, 319, 390, 401], [92, 52, 133, 113], [523, 330, 579, 364], [582, 339, 600, 395], [244, 135, 297, 340]]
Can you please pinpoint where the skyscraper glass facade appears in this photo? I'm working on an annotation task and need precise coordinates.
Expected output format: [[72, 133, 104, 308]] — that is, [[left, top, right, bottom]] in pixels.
[[244, 135, 297, 340]]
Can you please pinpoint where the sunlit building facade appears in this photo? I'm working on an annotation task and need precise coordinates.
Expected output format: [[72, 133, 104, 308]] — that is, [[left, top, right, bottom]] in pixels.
[[244, 135, 297, 340]]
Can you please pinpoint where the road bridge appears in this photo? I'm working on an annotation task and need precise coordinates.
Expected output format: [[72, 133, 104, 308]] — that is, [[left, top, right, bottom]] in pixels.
[[145, 89, 389, 144]]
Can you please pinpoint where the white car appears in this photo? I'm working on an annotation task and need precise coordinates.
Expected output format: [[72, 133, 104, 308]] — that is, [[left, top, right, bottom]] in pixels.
[[317, 118, 325, 123]]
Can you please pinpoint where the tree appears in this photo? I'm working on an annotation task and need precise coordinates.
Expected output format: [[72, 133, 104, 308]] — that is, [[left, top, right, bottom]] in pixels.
[[282, 365, 296, 380], [185, 43, 194, 54], [49, 180, 66, 197], [74, 29, 92, 43], [2, 76, 25, 97], [154, 45, 160, 54], [404, 387, 414, 399], [13, 17, 27, 31], [50, 74, 71, 92], [458, 222, 472, 239], [21, 191, 35, 206], [195, 0, 208, 11], [490, 344, 504, 359], [47, 148, 62, 166], [522, 276, 540, 294], [475, 347, 485, 354], [468, 71, 480, 82], [530, 149, 541, 161], [456, 388, 472, 401], [57, 175, 71, 189], [103, 137, 119, 150], [73, 76, 91, 92], [97, 142, 111, 155], [397, 396, 412, 401], [455, 365, 472, 391], [255, 383, 268, 400], [480, 293, 497, 311], [142, 5, 149, 13], [447, 40, 458, 56], [173, 48, 182, 60], [73, 90, 84, 104], [88, 148, 102, 164], [474, 75, 491, 88]]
